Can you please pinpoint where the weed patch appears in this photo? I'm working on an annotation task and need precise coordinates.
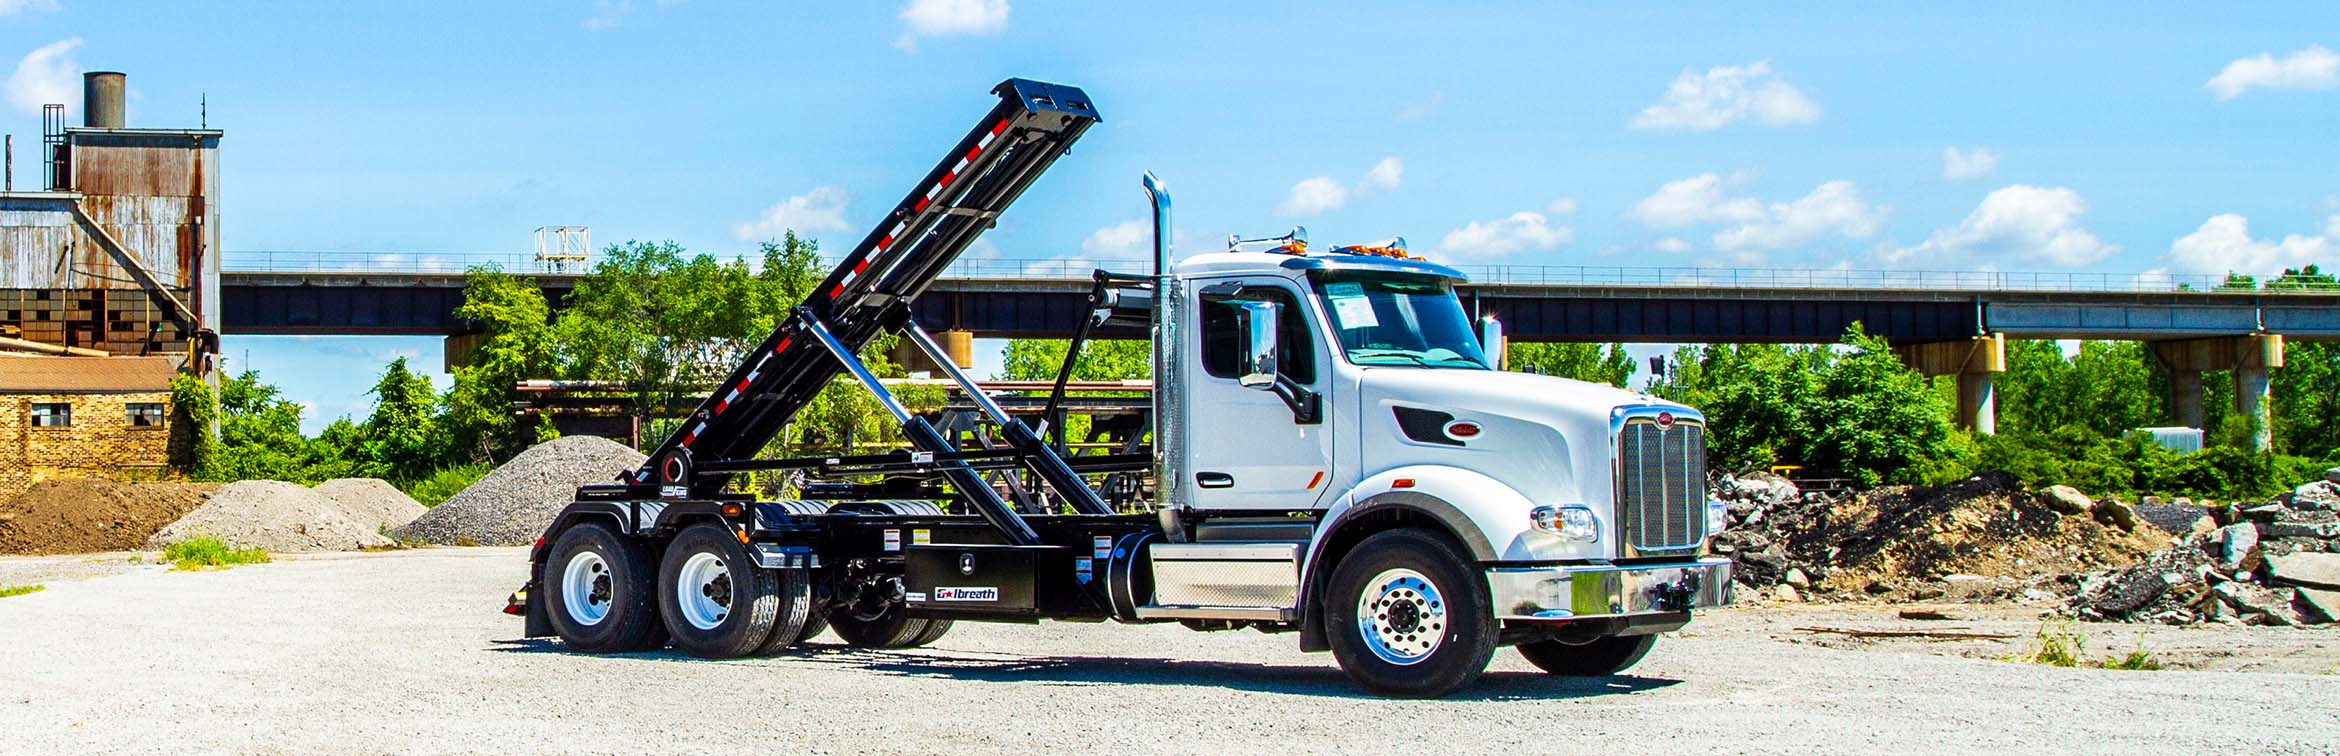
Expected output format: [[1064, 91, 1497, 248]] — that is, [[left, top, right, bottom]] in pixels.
[[162, 537, 273, 571], [0, 584, 43, 598], [2006, 621, 2164, 670]]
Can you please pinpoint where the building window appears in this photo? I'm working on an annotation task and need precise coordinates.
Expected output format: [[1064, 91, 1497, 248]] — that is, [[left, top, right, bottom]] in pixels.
[[30, 403, 70, 428], [128, 402, 166, 427]]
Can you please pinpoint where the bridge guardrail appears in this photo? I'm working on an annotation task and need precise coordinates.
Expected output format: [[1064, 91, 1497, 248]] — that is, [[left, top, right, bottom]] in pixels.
[[221, 250, 2336, 295]]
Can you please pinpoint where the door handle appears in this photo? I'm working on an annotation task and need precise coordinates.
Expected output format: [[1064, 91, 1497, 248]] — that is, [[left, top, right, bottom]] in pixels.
[[1196, 472, 1235, 489]]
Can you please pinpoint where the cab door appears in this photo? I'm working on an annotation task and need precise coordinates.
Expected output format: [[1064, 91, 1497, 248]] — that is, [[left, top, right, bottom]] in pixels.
[[1183, 276, 1336, 512]]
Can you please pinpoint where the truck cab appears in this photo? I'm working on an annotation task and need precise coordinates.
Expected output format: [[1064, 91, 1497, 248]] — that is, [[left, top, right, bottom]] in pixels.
[[1144, 240, 1731, 692]]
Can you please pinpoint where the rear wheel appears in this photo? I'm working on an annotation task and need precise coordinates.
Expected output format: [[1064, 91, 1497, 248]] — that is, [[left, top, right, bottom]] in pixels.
[[658, 524, 800, 659], [1323, 528, 1498, 697], [1517, 634, 1656, 676], [543, 523, 663, 653]]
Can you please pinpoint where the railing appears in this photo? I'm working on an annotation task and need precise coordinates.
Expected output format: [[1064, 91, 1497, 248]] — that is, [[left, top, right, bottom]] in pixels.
[[220, 250, 2340, 295]]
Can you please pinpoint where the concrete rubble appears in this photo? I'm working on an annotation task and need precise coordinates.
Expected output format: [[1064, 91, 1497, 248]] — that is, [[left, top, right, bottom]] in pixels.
[[1712, 468, 2340, 627]]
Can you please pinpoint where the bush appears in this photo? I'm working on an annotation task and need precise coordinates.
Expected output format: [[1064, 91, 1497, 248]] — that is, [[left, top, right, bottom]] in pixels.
[[0, 584, 43, 599], [1969, 428, 2326, 501], [162, 537, 272, 570], [404, 463, 491, 508]]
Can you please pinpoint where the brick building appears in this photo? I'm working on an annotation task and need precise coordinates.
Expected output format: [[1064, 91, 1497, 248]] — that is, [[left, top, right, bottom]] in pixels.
[[0, 356, 176, 497]]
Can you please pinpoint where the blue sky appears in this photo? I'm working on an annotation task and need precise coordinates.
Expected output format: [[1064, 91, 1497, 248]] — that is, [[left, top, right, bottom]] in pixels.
[[4, 2, 2335, 432]]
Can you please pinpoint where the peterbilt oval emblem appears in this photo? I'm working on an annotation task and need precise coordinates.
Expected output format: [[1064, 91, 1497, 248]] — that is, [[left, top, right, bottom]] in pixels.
[[1443, 420, 1481, 440], [959, 553, 976, 575], [1656, 411, 1675, 428]]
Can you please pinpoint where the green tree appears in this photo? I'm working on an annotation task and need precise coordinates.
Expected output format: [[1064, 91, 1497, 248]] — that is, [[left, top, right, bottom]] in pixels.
[[998, 339, 1153, 382], [1804, 325, 1954, 486], [442, 266, 557, 462], [2275, 339, 2340, 458], [356, 357, 444, 480], [1506, 342, 1633, 387]]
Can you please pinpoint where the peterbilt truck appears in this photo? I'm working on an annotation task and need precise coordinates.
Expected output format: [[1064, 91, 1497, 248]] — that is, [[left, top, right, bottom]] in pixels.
[[512, 78, 1730, 697]]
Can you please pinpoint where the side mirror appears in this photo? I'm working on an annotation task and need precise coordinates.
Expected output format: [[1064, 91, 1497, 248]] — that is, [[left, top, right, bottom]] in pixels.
[[1236, 300, 1280, 389], [1479, 315, 1506, 371]]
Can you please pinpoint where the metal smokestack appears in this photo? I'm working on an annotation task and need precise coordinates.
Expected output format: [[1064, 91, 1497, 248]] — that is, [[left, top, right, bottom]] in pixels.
[[83, 71, 125, 128]]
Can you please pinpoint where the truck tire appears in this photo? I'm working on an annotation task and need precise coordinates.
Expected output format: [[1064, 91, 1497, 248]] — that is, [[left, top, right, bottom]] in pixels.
[[795, 608, 831, 643], [543, 522, 663, 653], [1517, 634, 1656, 676], [906, 617, 953, 647], [1323, 528, 1499, 697], [657, 523, 790, 659], [749, 571, 819, 656], [828, 602, 935, 648]]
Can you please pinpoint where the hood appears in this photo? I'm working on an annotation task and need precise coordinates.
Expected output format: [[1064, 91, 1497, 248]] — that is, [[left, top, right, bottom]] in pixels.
[[1354, 367, 1691, 508]]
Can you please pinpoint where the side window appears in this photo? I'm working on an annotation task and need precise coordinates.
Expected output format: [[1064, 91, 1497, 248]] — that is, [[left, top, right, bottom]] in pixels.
[[127, 402, 166, 427], [30, 402, 70, 428], [1198, 285, 1316, 384]]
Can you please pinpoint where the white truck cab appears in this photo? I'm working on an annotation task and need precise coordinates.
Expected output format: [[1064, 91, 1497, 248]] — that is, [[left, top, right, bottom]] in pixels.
[[1144, 231, 1732, 693]]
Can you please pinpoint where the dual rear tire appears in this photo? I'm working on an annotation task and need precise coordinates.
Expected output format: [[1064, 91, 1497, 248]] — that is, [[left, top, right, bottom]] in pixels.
[[544, 521, 950, 657]]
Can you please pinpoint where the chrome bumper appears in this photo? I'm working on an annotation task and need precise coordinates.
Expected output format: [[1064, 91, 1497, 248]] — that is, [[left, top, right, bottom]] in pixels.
[[1486, 558, 1732, 620]]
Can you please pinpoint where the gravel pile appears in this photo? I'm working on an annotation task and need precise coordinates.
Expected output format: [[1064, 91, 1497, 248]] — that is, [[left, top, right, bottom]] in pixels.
[[390, 435, 646, 546], [148, 480, 392, 552], [311, 478, 427, 532]]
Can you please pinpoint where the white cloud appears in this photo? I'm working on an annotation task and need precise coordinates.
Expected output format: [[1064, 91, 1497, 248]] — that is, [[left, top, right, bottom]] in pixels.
[[1942, 146, 1999, 181], [1545, 197, 1579, 215], [1627, 174, 1763, 228], [1435, 211, 1573, 260], [0, 0, 61, 15], [732, 185, 850, 241], [1275, 176, 1346, 217], [584, 0, 632, 29], [1396, 90, 1444, 123], [1886, 185, 2115, 267], [1654, 237, 1692, 253], [1274, 156, 1404, 216], [5, 38, 80, 117], [1712, 181, 1886, 253], [895, 0, 1009, 50], [1080, 219, 1150, 257], [2206, 45, 2340, 100], [1631, 60, 1820, 130], [2164, 213, 2334, 276], [1360, 157, 1403, 194]]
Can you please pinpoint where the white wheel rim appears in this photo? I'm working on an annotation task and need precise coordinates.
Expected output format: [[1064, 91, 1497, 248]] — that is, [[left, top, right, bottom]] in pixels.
[[561, 551, 613, 627], [675, 551, 734, 631], [1357, 568, 1446, 665]]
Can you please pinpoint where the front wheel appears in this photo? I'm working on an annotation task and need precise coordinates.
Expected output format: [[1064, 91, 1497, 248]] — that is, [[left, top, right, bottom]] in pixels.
[[1517, 634, 1656, 676], [1323, 528, 1499, 697]]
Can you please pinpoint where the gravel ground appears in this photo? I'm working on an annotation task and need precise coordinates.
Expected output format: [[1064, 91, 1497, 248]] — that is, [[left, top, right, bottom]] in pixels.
[[393, 436, 646, 546], [2, 548, 2336, 754]]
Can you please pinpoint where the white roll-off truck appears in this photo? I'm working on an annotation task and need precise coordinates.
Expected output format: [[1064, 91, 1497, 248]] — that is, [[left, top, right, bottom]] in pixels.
[[512, 78, 1731, 697]]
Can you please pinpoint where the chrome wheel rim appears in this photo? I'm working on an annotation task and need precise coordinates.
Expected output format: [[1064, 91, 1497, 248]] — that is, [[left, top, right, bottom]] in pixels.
[[1357, 568, 1446, 665], [675, 551, 734, 631], [561, 551, 612, 626]]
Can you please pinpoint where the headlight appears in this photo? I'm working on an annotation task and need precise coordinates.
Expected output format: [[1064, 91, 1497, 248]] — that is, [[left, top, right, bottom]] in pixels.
[[1706, 498, 1728, 536], [1529, 505, 1599, 542]]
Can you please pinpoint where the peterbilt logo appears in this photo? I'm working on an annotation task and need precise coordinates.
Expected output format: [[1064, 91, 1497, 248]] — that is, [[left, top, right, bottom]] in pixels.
[[1655, 411, 1675, 428]]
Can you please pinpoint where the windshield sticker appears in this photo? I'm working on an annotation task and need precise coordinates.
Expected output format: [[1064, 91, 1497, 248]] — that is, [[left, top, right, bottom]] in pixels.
[[1328, 291, 1378, 328]]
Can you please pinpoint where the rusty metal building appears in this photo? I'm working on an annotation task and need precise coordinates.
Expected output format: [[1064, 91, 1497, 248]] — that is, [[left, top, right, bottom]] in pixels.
[[0, 71, 220, 367]]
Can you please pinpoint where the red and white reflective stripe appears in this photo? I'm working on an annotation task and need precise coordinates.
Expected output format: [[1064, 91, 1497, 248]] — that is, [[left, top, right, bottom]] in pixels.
[[683, 421, 705, 446]]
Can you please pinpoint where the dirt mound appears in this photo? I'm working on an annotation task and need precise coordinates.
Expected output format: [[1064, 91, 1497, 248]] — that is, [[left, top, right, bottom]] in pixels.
[[391, 435, 646, 546], [312, 478, 427, 532], [0, 478, 216, 555], [149, 480, 393, 552], [1721, 471, 2168, 602]]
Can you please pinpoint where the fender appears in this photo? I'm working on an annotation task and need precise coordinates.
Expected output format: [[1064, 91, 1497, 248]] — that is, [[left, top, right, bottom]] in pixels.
[[1295, 465, 1559, 651], [529, 502, 633, 564]]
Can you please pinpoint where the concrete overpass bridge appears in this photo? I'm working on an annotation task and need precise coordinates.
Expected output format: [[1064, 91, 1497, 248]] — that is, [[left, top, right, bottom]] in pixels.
[[219, 251, 2340, 445]]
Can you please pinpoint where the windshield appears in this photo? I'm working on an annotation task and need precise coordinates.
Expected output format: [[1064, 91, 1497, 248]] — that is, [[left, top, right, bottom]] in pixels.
[[1311, 273, 1491, 369]]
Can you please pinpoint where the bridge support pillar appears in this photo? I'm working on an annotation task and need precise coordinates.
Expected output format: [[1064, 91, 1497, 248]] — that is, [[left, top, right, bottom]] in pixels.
[[889, 328, 975, 373], [1895, 334, 2005, 434], [2150, 334, 2283, 451]]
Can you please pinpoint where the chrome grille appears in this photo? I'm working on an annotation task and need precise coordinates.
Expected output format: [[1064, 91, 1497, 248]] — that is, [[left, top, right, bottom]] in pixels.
[[1616, 417, 1706, 552]]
